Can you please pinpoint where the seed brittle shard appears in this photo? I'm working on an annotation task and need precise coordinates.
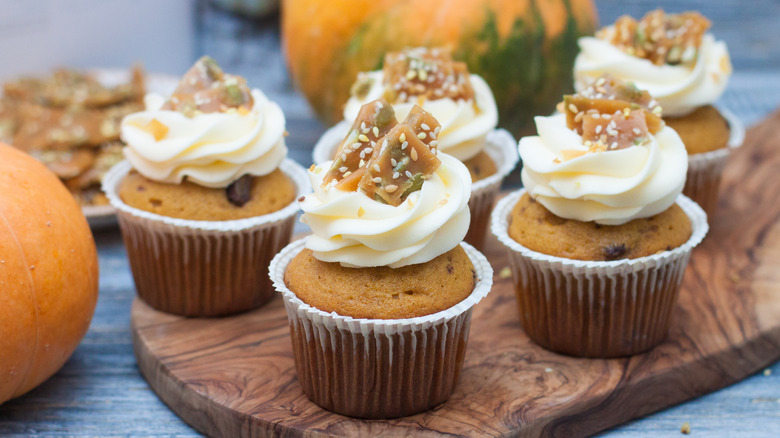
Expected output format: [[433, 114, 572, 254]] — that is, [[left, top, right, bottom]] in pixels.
[[162, 56, 254, 116], [358, 105, 441, 206], [381, 47, 475, 103], [322, 98, 397, 191], [564, 75, 663, 136]]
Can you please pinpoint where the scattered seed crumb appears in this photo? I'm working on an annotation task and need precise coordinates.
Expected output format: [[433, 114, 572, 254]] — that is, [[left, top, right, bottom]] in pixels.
[[545, 367, 553, 373], [499, 267, 512, 279], [681, 422, 691, 434], [764, 368, 772, 376]]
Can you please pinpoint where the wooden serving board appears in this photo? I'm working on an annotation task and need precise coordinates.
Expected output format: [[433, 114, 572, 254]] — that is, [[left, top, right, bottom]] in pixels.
[[131, 110, 780, 437]]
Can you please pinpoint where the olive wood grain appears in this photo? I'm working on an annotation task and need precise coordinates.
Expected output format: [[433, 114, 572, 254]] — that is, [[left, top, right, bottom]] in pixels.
[[131, 109, 780, 437]]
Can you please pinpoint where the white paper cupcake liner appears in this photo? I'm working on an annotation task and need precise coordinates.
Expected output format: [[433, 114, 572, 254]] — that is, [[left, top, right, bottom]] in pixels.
[[683, 106, 745, 215], [312, 123, 519, 249], [102, 159, 311, 316], [269, 239, 493, 418], [491, 189, 708, 357]]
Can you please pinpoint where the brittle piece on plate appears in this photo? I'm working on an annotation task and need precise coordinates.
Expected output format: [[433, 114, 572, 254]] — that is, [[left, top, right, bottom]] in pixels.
[[381, 47, 475, 103], [13, 100, 143, 151], [359, 105, 441, 206], [3, 66, 145, 108], [161, 56, 253, 116], [322, 99, 397, 192]]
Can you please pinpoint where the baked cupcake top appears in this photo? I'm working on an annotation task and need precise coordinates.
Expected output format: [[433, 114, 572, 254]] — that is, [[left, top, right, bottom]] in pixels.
[[343, 47, 497, 161], [574, 10, 731, 117], [520, 75, 687, 225], [120, 56, 287, 188], [300, 99, 471, 268]]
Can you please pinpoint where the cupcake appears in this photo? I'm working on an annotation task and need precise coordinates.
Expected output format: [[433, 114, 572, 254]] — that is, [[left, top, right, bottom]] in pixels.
[[491, 80, 708, 357], [313, 47, 518, 248], [573, 10, 743, 215], [270, 100, 493, 418], [103, 56, 309, 317]]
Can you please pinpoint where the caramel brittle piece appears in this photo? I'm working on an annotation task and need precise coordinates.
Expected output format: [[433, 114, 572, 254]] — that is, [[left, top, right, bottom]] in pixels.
[[381, 47, 475, 103], [358, 105, 441, 206], [3, 66, 145, 108], [13, 100, 143, 151], [162, 56, 253, 116], [63, 142, 125, 190], [600, 10, 710, 66], [562, 75, 663, 137], [29, 148, 95, 180], [580, 109, 650, 151], [322, 99, 397, 191]]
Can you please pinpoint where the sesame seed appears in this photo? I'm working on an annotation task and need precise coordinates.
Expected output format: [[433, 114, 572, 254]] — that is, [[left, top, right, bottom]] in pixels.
[[360, 122, 366, 130], [406, 70, 416, 80], [372, 126, 379, 137], [339, 166, 348, 173], [376, 101, 383, 109], [401, 141, 408, 150], [385, 184, 398, 193], [574, 112, 584, 123], [410, 148, 418, 161], [417, 132, 427, 139], [343, 171, 352, 177], [434, 126, 441, 134], [596, 77, 606, 86], [390, 158, 397, 166], [399, 133, 406, 143], [341, 153, 347, 161], [359, 134, 370, 142], [568, 103, 578, 113], [595, 125, 603, 134], [421, 123, 430, 131], [633, 128, 642, 135], [359, 159, 365, 167], [393, 172, 400, 179], [405, 170, 412, 178], [362, 127, 370, 134], [372, 177, 382, 184], [609, 121, 616, 129], [373, 164, 381, 172], [364, 147, 373, 154], [610, 142, 618, 149], [430, 140, 438, 147]]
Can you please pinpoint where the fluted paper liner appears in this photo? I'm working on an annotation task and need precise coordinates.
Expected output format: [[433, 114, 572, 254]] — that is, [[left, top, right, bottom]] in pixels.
[[102, 159, 311, 317], [313, 122, 518, 249], [491, 190, 708, 358], [683, 106, 745, 215], [269, 239, 493, 418]]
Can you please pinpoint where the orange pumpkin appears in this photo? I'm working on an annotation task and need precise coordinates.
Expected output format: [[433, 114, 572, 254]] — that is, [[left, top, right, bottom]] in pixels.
[[282, 0, 598, 135], [0, 143, 99, 404]]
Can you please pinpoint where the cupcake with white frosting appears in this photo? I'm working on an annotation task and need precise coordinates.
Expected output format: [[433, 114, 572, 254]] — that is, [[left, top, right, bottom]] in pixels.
[[313, 47, 518, 248], [270, 100, 493, 418], [574, 9, 744, 214], [491, 78, 708, 357], [102, 56, 309, 316]]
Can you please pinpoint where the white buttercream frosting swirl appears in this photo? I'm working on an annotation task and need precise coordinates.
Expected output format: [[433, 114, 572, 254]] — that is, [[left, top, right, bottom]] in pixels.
[[343, 71, 497, 161], [300, 153, 472, 268], [121, 89, 287, 188], [520, 113, 687, 225], [574, 32, 731, 117]]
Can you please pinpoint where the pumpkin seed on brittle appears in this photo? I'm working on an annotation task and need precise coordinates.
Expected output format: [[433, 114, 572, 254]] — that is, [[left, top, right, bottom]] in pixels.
[[162, 56, 253, 116], [382, 47, 475, 103], [359, 105, 441, 206], [322, 98, 397, 191]]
